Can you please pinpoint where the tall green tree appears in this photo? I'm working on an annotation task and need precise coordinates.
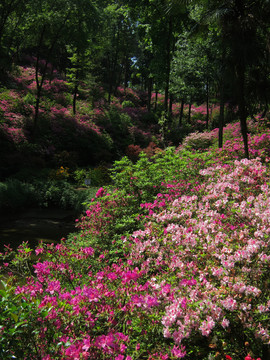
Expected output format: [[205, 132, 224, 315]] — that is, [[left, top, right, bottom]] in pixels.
[[95, 2, 137, 104], [171, 29, 216, 127], [19, 0, 97, 135], [127, 0, 187, 113], [169, 0, 270, 158], [0, 0, 29, 76]]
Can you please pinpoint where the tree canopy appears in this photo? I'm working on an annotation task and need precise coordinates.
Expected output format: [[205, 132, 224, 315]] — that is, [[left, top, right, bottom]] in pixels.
[[0, 0, 269, 155]]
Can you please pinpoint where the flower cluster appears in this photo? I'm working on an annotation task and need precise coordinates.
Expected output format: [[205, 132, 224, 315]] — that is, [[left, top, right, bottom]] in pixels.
[[1, 152, 269, 359]]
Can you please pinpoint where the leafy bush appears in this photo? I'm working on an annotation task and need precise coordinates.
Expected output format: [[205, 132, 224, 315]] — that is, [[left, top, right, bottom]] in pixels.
[[1, 157, 269, 359], [125, 144, 143, 162], [23, 92, 36, 105], [122, 100, 135, 108], [34, 180, 79, 209], [72, 187, 142, 253], [73, 168, 91, 186], [0, 178, 91, 213], [0, 179, 36, 212], [0, 279, 49, 359], [182, 131, 215, 151], [73, 166, 111, 187], [110, 148, 213, 205]]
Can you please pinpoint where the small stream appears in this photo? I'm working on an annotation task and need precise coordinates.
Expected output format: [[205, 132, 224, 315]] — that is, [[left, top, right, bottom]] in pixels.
[[0, 208, 78, 252]]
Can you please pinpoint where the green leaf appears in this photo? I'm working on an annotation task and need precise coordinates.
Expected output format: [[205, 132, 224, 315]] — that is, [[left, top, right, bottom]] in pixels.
[[10, 313, 18, 323]]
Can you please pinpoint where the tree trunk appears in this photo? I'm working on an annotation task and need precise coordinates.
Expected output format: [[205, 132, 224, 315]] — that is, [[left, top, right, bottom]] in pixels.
[[236, 63, 249, 159], [154, 90, 158, 112], [124, 54, 129, 89], [73, 84, 78, 115], [188, 102, 192, 123], [72, 70, 79, 115], [108, 81, 112, 105], [169, 94, 173, 117], [147, 77, 152, 112], [164, 17, 173, 112], [219, 84, 225, 149], [33, 87, 41, 137], [179, 99, 184, 127], [206, 78, 209, 129]]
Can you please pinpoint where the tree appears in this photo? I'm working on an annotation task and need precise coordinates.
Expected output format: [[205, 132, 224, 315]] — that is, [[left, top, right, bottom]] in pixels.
[[168, 0, 270, 158], [94, 2, 137, 104], [0, 0, 29, 76], [170, 30, 213, 126], [19, 0, 97, 136]]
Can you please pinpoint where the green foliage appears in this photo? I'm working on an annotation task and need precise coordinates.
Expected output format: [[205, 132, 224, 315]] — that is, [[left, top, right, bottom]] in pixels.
[[0, 179, 36, 212], [34, 180, 79, 210], [73, 166, 111, 187], [73, 168, 91, 186], [103, 108, 133, 154], [71, 188, 142, 255], [90, 165, 111, 186], [0, 279, 49, 359], [0, 178, 91, 213], [110, 148, 215, 204], [122, 100, 135, 108], [23, 92, 36, 105]]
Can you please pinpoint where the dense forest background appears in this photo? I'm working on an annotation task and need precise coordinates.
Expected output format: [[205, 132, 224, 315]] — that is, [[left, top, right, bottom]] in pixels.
[[0, 0, 269, 180]]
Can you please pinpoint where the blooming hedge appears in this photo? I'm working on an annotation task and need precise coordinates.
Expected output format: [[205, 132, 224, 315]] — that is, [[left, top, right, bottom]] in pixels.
[[1, 148, 269, 359]]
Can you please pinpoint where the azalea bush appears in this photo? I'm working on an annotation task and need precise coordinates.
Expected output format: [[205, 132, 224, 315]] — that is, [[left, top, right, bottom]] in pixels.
[[182, 131, 215, 151], [1, 145, 269, 359]]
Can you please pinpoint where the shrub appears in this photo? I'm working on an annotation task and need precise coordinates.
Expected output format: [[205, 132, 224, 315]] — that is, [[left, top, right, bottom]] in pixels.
[[73, 187, 142, 252], [0, 279, 49, 359], [90, 165, 111, 186], [110, 148, 212, 205], [73, 168, 91, 187], [1, 157, 269, 359], [34, 180, 78, 209], [122, 100, 135, 108], [126, 144, 143, 162], [0, 179, 37, 212], [143, 142, 163, 159], [182, 131, 215, 151], [23, 92, 36, 105], [49, 166, 70, 180]]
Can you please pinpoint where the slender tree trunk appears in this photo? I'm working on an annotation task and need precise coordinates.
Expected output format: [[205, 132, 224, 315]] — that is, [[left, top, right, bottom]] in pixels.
[[219, 83, 225, 149], [236, 63, 249, 159], [32, 13, 70, 137], [73, 87, 78, 115], [164, 17, 173, 112], [169, 94, 173, 117], [107, 56, 112, 104], [72, 69, 79, 115], [33, 87, 41, 135], [188, 102, 192, 123], [235, 0, 249, 159], [108, 82, 112, 105], [32, 26, 46, 137], [179, 99, 184, 127], [218, 47, 226, 148], [154, 90, 158, 112], [262, 94, 268, 117], [124, 54, 129, 89], [206, 78, 209, 129], [147, 77, 152, 112]]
